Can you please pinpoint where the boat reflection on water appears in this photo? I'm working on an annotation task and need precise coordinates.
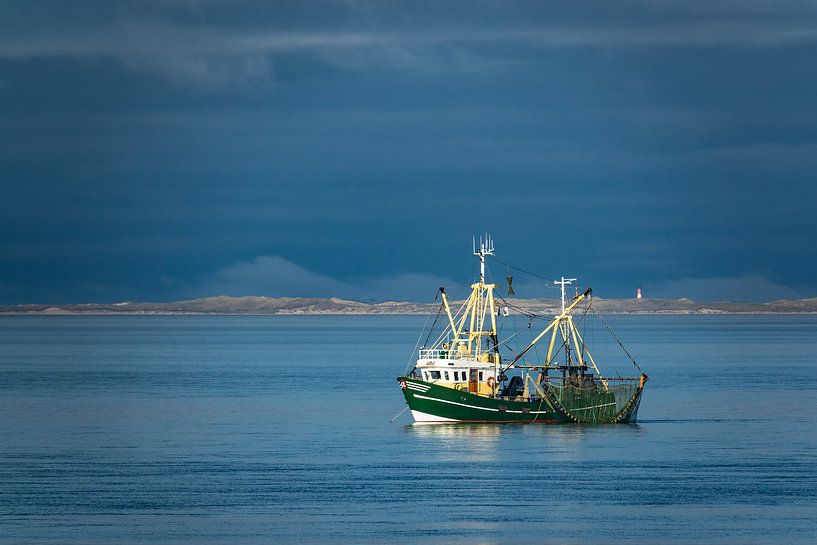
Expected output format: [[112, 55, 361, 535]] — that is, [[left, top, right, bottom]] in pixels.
[[403, 423, 502, 462], [404, 422, 502, 437], [403, 421, 645, 463]]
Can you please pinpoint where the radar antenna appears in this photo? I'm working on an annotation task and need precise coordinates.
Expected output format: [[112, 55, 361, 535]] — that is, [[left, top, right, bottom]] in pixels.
[[473, 233, 495, 285]]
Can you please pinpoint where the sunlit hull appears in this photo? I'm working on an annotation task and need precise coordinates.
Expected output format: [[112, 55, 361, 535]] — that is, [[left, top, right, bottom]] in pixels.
[[398, 377, 644, 424]]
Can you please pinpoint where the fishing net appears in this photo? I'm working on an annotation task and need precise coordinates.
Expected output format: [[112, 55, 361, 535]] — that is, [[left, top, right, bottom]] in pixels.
[[543, 378, 644, 424]]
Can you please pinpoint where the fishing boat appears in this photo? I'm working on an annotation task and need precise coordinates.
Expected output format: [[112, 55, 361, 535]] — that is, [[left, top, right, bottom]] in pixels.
[[397, 235, 648, 424]]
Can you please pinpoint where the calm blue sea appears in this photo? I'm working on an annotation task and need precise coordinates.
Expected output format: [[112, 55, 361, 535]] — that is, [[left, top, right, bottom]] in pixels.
[[1, 315, 816, 544]]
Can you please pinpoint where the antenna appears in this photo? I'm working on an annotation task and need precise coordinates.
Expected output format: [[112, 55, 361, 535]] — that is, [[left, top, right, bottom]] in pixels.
[[473, 233, 494, 284], [553, 276, 577, 315]]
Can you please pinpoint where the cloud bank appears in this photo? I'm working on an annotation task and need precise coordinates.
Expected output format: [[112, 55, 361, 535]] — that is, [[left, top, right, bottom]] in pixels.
[[191, 255, 458, 302], [191, 256, 807, 304], [649, 273, 803, 303], [4, 2, 817, 84]]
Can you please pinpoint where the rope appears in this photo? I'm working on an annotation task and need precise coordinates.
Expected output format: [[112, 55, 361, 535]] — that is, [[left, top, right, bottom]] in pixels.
[[388, 405, 410, 423], [491, 255, 556, 284], [422, 301, 444, 348], [494, 293, 551, 321], [404, 290, 439, 373], [455, 260, 479, 299], [594, 311, 643, 373], [407, 260, 479, 374], [429, 295, 470, 348]]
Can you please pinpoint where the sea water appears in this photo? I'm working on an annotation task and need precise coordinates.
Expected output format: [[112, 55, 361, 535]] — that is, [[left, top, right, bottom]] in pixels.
[[0, 315, 815, 544]]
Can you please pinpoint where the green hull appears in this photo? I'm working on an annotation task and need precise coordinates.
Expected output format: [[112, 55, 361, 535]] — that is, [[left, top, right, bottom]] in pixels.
[[398, 376, 644, 424]]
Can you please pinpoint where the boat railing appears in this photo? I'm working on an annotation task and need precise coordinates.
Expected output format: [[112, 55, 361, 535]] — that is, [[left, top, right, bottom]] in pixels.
[[418, 348, 456, 360], [418, 348, 491, 361]]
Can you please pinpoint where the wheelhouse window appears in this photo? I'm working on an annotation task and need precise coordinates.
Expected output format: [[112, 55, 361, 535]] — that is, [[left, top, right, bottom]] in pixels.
[[444, 371, 450, 380], [429, 371, 441, 380], [479, 371, 484, 380]]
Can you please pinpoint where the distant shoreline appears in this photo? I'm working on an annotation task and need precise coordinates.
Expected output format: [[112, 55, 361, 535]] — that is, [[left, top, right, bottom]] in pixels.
[[2, 295, 816, 316], [2, 312, 816, 316]]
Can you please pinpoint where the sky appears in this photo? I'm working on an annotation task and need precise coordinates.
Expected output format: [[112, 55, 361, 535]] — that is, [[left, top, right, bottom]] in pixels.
[[1, 0, 816, 304]]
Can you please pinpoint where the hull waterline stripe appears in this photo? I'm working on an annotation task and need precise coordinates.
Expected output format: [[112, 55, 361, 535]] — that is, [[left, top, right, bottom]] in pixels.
[[410, 410, 559, 424], [412, 394, 552, 415]]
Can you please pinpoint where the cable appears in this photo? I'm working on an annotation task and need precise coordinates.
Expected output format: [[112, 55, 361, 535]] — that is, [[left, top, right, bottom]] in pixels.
[[422, 301, 444, 348], [494, 293, 551, 321], [404, 294, 438, 374], [594, 311, 644, 373], [491, 255, 558, 285]]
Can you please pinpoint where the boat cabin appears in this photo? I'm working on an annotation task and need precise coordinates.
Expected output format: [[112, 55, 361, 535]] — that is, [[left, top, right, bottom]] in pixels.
[[414, 350, 498, 396]]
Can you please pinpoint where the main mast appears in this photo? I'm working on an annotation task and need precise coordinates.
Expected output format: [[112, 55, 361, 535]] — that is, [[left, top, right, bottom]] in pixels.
[[553, 277, 577, 369], [469, 235, 496, 362], [474, 234, 499, 393], [437, 234, 501, 392]]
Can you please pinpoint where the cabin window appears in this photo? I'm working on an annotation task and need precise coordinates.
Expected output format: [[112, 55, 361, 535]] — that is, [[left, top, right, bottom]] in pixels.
[[429, 371, 441, 380], [444, 371, 450, 380], [479, 371, 484, 380]]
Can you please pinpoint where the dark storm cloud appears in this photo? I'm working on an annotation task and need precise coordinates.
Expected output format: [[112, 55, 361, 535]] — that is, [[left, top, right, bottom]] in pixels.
[[1, 1, 816, 303]]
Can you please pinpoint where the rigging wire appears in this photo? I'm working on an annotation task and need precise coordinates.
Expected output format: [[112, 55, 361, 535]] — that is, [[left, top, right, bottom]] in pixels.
[[422, 301, 445, 348], [490, 251, 559, 368], [498, 288, 594, 374], [418, 265, 476, 352], [488, 260, 539, 367], [459, 252, 644, 383], [486, 266, 504, 356], [388, 405, 410, 423], [491, 255, 556, 284], [404, 292, 438, 374], [413, 249, 646, 382], [430, 294, 469, 347], [594, 310, 644, 373], [453, 260, 479, 300], [496, 331, 522, 349], [494, 293, 551, 321]]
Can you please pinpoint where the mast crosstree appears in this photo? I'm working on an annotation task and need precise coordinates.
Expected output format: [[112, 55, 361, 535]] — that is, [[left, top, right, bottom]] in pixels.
[[553, 276, 577, 315]]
